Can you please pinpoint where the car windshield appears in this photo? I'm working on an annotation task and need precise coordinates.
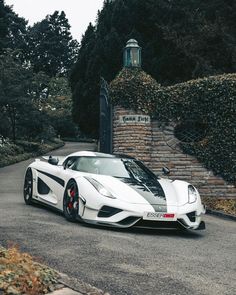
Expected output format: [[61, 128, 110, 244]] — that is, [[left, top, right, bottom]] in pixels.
[[70, 157, 157, 180]]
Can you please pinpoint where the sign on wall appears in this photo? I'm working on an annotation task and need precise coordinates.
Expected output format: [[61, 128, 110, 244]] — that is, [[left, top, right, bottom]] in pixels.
[[119, 115, 150, 124]]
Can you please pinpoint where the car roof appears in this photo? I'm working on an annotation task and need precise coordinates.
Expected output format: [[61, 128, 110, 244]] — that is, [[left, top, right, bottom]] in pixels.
[[68, 151, 135, 159]]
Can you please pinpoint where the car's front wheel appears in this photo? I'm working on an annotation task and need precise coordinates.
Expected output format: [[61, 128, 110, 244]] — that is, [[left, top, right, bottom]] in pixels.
[[63, 180, 79, 222], [23, 168, 33, 205]]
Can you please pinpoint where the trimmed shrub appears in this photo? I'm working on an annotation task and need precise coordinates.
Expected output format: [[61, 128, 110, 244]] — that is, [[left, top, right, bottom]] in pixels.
[[110, 68, 161, 114]]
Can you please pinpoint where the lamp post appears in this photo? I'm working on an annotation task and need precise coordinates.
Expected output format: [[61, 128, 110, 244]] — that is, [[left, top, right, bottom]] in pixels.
[[123, 39, 141, 68]]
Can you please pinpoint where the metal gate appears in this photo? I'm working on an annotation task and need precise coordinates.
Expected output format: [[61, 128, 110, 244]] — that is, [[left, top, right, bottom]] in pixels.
[[99, 77, 112, 153]]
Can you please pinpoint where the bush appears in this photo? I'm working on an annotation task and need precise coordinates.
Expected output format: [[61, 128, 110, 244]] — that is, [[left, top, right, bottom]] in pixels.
[[16, 140, 41, 153], [0, 139, 64, 168], [0, 143, 24, 156], [0, 246, 58, 295]]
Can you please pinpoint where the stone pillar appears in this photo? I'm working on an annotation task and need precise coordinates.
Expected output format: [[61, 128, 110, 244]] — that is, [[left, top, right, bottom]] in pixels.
[[113, 106, 152, 166]]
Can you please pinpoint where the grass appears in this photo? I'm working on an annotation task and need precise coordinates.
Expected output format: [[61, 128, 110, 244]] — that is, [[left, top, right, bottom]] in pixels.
[[0, 245, 59, 295]]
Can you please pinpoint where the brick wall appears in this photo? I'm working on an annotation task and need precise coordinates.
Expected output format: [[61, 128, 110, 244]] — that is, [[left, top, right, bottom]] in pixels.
[[113, 106, 236, 199], [113, 107, 152, 166]]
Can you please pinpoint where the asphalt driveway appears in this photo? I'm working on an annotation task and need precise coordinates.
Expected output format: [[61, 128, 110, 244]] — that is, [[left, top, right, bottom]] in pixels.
[[0, 142, 235, 295]]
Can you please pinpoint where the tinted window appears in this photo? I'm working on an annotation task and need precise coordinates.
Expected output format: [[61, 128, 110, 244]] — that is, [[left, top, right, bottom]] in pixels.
[[69, 157, 156, 180]]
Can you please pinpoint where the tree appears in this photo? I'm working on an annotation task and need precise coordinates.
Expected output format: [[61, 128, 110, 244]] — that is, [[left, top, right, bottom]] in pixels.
[[27, 11, 79, 77], [70, 23, 99, 136], [0, 50, 34, 141], [70, 0, 236, 137], [0, 0, 28, 54], [0, 50, 56, 141], [0, 0, 8, 50], [0, 4, 78, 141], [41, 76, 77, 138]]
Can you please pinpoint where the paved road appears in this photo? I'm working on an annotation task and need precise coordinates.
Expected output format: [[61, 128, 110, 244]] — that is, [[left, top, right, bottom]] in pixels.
[[0, 142, 235, 295]]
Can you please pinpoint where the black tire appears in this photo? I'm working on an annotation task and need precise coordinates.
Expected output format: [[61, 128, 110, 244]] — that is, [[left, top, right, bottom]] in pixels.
[[23, 168, 33, 205], [63, 180, 79, 222]]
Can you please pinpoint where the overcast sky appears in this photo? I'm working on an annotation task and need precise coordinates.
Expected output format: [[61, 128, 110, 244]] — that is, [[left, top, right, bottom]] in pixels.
[[5, 0, 104, 42]]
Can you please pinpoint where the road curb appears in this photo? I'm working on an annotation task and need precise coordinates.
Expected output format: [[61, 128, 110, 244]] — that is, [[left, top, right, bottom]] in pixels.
[[50, 272, 110, 295], [49, 287, 83, 295], [206, 209, 236, 221]]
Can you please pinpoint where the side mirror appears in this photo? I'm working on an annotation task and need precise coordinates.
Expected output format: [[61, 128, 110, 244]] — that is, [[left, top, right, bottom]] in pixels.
[[63, 157, 75, 170], [48, 156, 59, 165], [162, 167, 170, 175]]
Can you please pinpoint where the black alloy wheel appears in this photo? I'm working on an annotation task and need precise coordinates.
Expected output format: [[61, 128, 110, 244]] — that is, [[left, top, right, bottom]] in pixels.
[[23, 168, 33, 205], [63, 180, 79, 222]]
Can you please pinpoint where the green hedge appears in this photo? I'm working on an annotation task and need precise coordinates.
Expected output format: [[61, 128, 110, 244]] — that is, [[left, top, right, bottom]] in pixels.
[[110, 68, 161, 114], [0, 139, 64, 168], [110, 69, 236, 184]]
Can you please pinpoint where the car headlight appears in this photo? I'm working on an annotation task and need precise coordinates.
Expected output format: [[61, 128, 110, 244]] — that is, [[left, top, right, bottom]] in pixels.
[[188, 185, 198, 203], [85, 177, 116, 199]]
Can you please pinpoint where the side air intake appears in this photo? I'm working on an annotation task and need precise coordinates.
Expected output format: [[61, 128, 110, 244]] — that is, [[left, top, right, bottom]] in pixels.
[[98, 206, 123, 218]]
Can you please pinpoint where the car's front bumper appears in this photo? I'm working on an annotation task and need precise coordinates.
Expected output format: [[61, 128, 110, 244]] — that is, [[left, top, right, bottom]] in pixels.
[[81, 203, 206, 230]]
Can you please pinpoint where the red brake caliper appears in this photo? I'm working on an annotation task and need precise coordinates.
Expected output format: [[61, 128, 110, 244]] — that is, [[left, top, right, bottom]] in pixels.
[[68, 188, 75, 209]]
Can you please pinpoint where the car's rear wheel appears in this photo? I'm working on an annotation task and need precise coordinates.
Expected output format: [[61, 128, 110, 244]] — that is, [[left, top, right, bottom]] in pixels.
[[63, 180, 79, 222], [24, 168, 33, 205]]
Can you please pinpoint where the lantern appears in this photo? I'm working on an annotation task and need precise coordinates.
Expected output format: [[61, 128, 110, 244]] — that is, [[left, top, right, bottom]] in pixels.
[[123, 39, 141, 68]]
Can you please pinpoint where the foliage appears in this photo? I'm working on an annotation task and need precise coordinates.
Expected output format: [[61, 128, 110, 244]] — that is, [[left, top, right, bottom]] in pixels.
[[41, 76, 78, 138], [0, 143, 24, 156], [0, 245, 59, 295], [26, 11, 79, 77], [0, 50, 34, 141], [0, 2, 79, 144], [202, 197, 236, 216], [110, 69, 236, 184], [70, 23, 100, 137], [0, 139, 64, 168], [30, 71, 50, 100], [0, 0, 28, 54], [70, 0, 236, 136], [0, 50, 55, 141], [0, 49, 76, 141], [110, 68, 161, 114], [0, 111, 11, 138]]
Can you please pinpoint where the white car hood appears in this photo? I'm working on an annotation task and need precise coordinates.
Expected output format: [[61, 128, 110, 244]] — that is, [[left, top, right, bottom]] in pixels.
[[87, 174, 182, 206]]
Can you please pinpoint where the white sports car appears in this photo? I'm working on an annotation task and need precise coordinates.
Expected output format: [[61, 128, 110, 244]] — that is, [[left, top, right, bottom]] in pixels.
[[23, 151, 206, 230]]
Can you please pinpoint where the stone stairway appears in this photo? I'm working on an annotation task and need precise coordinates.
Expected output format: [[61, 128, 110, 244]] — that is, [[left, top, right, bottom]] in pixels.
[[112, 106, 236, 199], [150, 121, 236, 199]]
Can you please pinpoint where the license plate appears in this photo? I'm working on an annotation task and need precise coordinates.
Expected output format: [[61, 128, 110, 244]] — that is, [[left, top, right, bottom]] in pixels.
[[143, 212, 177, 221]]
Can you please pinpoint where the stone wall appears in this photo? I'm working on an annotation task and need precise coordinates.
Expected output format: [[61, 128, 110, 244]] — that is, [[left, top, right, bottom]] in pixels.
[[113, 106, 236, 199]]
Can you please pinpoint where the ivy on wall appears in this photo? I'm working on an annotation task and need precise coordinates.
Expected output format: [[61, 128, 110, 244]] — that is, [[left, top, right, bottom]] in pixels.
[[110, 68, 236, 184], [110, 68, 161, 114]]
